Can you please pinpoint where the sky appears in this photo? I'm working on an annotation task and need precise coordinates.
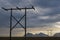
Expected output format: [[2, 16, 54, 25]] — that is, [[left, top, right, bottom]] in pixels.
[[0, 0, 60, 37]]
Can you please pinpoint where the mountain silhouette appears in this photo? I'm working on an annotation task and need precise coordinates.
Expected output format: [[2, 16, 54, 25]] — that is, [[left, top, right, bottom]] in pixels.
[[24, 33, 49, 37], [24, 33, 34, 37], [53, 33, 60, 37], [34, 33, 49, 37]]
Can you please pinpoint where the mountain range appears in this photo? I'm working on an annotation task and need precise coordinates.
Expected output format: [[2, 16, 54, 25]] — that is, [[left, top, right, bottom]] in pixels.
[[24, 33, 49, 37], [24, 32, 60, 37]]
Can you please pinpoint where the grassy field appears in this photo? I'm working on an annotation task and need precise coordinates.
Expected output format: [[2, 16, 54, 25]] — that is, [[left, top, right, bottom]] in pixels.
[[0, 37, 60, 40]]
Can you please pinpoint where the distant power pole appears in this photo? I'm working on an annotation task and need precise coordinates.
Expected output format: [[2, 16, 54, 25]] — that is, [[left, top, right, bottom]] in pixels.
[[47, 30, 52, 37], [2, 6, 35, 40]]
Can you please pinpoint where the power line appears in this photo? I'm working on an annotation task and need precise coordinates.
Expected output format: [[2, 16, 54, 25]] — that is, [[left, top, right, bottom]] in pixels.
[[2, 6, 35, 40]]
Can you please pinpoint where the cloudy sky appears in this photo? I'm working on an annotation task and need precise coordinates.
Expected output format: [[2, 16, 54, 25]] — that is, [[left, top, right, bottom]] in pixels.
[[0, 0, 60, 37]]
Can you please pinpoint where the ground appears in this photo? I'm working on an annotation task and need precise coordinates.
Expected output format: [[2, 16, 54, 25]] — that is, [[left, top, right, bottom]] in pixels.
[[0, 37, 60, 40]]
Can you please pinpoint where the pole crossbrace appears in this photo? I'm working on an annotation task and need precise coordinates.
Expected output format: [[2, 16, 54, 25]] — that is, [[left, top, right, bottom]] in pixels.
[[2, 6, 35, 40], [11, 15, 25, 30]]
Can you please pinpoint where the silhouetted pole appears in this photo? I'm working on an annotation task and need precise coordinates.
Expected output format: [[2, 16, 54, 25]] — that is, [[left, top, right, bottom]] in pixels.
[[47, 30, 52, 37], [50, 30, 52, 37], [17, 6, 35, 40], [2, 7, 13, 40], [1, 7, 22, 40], [10, 8, 12, 40], [25, 8, 26, 40]]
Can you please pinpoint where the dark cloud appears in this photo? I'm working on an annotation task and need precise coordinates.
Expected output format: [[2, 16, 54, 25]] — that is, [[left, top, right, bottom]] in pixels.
[[7, 0, 20, 6], [32, 0, 60, 8], [0, 0, 60, 28]]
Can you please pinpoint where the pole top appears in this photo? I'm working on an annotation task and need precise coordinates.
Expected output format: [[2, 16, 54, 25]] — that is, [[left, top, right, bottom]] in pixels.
[[1, 7, 8, 11], [1, 6, 35, 11]]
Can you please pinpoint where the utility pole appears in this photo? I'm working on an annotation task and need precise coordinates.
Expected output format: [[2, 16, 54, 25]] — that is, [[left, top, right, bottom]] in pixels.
[[49, 30, 52, 37], [2, 6, 35, 40], [10, 8, 12, 40], [17, 6, 35, 40], [47, 30, 52, 37]]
